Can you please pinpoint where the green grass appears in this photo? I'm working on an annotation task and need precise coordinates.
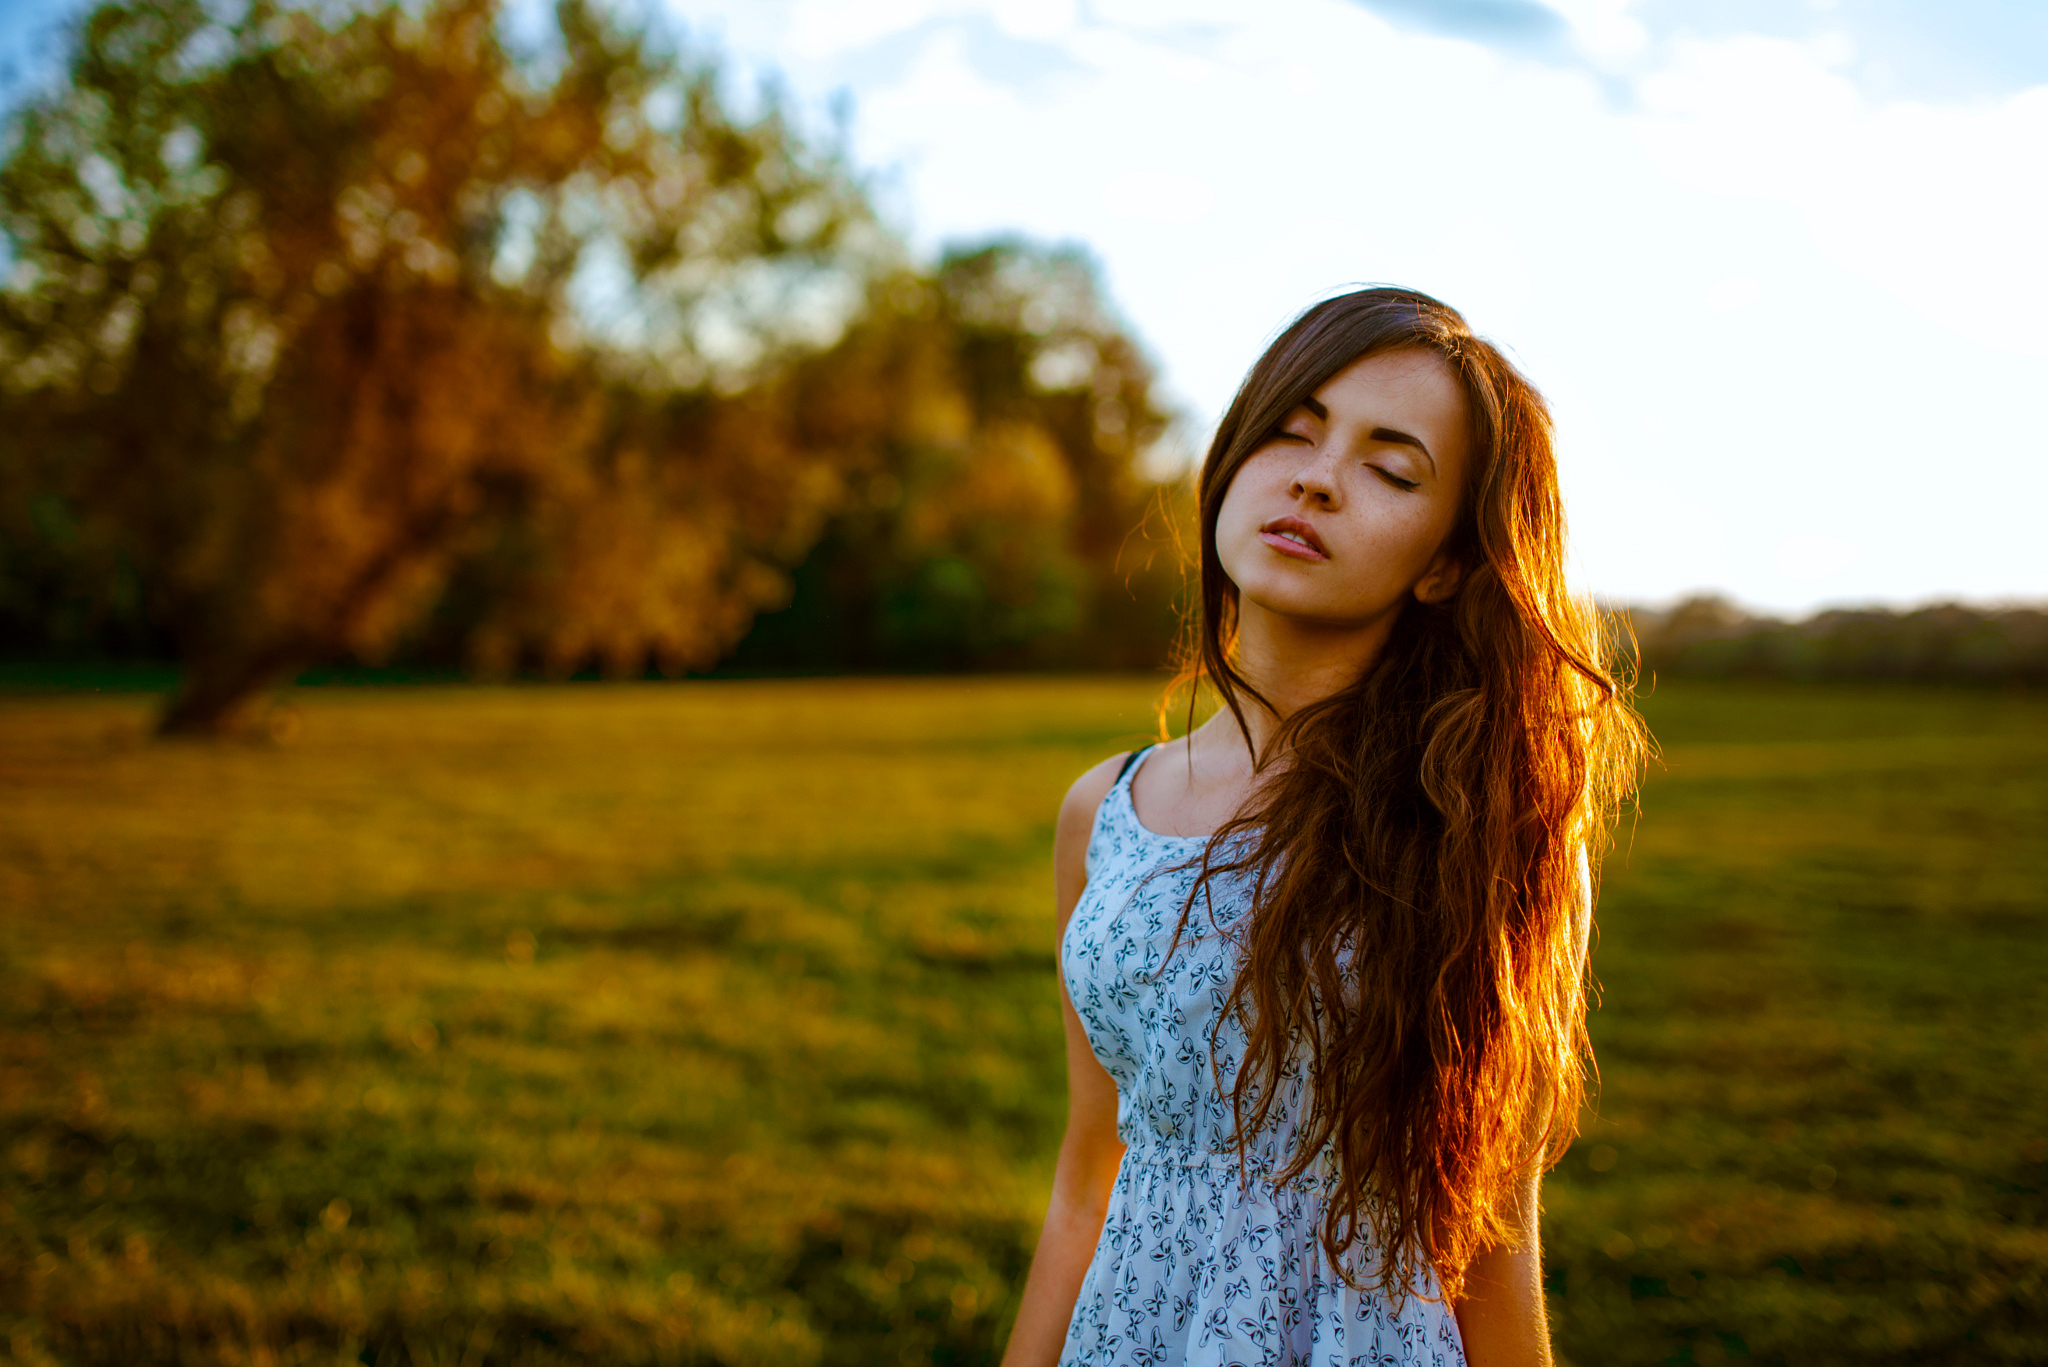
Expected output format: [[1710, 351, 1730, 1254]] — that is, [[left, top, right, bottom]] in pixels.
[[0, 678, 2042, 1365], [1545, 683, 2048, 1364]]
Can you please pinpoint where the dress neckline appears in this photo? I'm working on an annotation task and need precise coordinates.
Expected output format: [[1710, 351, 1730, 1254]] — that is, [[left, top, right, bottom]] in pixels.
[[1119, 744, 1215, 845]]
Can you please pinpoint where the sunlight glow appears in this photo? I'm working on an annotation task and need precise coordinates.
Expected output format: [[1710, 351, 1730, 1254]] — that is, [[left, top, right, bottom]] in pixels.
[[675, 0, 2048, 613]]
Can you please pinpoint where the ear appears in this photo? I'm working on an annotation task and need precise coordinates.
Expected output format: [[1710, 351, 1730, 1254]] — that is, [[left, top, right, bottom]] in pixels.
[[1413, 553, 1463, 605]]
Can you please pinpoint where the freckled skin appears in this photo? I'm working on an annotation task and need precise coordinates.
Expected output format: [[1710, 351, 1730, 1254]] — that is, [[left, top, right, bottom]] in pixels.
[[1215, 346, 1470, 640], [1099, 347, 1477, 843]]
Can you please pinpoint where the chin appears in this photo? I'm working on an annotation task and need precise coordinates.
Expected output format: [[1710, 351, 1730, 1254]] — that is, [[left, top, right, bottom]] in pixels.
[[1238, 585, 1383, 628]]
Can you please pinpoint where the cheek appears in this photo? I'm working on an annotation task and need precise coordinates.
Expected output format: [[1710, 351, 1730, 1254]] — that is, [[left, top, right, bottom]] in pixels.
[[1215, 454, 1296, 529], [1387, 497, 1456, 563], [1211, 469, 1265, 557]]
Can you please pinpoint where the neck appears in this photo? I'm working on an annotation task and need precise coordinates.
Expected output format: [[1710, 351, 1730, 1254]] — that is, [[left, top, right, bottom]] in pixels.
[[1222, 596, 1403, 759]]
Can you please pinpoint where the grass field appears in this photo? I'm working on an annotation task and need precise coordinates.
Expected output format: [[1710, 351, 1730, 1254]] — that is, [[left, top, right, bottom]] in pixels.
[[0, 677, 2042, 1365]]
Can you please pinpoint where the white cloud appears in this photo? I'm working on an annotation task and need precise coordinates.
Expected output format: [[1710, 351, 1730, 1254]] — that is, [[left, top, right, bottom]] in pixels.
[[784, 0, 965, 59], [1808, 30, 1856, 69], [1543, 0, 1650, 65], [1637, 35, 2048, 358], [1703, 274, 1762, 314], [664, 0, 2048, 611], [1101, 170, 1216, 226]]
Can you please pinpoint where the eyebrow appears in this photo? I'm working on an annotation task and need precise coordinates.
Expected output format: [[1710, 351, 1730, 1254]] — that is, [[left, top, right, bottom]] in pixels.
[[1298, 396, 1438, 475]]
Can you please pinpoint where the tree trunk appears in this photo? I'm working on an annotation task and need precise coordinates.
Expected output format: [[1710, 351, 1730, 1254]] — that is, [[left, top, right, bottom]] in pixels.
[[155, 507, 454, 738], [155, 640, 308, 738]]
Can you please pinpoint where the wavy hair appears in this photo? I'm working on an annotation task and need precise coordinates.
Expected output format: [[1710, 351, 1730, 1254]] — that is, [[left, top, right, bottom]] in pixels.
[[1177, 287, 1647, 1302]]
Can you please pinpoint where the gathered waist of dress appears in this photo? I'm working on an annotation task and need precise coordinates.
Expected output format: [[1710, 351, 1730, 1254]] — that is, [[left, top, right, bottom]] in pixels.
[[1117, 1136, 1339, 1191]]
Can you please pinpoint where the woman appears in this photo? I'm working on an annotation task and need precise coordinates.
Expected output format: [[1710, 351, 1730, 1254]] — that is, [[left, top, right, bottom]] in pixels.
[[1002, 288, 1646, 1367]]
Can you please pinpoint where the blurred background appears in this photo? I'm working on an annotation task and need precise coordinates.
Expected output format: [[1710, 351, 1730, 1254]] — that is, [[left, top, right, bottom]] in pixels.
[[0, 1, 2042, 1364]]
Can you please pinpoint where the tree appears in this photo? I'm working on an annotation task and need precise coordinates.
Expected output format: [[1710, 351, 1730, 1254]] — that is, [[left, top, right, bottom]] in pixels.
[[0, 0, 882, 732], [729, 240, 1189, 674]]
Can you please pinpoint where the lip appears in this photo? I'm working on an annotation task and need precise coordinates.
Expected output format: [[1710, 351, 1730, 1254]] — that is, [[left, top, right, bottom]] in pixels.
[[1258, 516, 1328, 561]]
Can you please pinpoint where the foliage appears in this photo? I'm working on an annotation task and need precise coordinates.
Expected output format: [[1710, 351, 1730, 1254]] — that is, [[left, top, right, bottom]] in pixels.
[[0, 1, 1190, 729], [0, 678, 2043, 1364], [727, 241, 1188, 674], [0, 0, 882, 734], [1626, 596, 2048, 685]]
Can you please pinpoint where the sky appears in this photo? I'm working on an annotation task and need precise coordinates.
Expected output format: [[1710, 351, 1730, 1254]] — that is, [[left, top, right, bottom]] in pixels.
[[4, 0, 2044, 613]]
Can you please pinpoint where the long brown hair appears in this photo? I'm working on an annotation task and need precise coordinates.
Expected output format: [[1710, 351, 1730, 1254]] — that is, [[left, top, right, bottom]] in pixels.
[[1180, 286, 1646, 1301]]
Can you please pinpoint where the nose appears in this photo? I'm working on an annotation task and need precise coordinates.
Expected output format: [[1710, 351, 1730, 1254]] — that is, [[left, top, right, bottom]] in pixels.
[[1289, 445, 1341, 508]]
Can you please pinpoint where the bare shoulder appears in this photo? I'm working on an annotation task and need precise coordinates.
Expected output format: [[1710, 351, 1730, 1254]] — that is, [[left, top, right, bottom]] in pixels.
[[1053, 751, 1134, 925], [1058, 752, 1130, 847]]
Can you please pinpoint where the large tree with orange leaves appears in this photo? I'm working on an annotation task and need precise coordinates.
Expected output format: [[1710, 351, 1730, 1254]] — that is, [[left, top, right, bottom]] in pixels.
[[0, 0, 885, 732]]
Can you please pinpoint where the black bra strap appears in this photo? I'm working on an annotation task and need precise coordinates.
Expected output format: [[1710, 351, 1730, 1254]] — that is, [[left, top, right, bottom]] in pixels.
[[1114, 746, 1148, 783]]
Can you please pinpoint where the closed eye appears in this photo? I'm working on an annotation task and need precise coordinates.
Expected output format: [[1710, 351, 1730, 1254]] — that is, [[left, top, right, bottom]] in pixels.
[[1372, 466, 1419, 491]]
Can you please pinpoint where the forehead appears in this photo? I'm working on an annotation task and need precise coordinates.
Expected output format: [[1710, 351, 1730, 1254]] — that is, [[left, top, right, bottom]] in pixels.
[[1311, 348, 1469, 447]]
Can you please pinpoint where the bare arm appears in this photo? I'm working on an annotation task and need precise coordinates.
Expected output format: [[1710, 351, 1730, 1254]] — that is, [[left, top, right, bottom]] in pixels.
[[1453, 846, 1590, 1366], [1000, 755, 1130, 1367], [1454, 1166, 1551, 1367]]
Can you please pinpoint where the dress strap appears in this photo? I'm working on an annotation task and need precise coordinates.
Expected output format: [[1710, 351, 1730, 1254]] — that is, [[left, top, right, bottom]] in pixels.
[[1114, 745, 1150, 784]]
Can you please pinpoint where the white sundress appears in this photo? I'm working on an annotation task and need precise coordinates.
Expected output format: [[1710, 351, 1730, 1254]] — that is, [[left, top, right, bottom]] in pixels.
[[1058, 745, 1467, 1367]]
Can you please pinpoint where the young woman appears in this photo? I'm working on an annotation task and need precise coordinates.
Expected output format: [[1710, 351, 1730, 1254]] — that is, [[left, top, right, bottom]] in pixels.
[[1001, 288, 1646, 1367]]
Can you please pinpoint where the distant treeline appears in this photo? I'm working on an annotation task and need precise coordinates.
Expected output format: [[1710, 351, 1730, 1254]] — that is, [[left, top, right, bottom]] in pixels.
[[1625, 596, 2048, 685]]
